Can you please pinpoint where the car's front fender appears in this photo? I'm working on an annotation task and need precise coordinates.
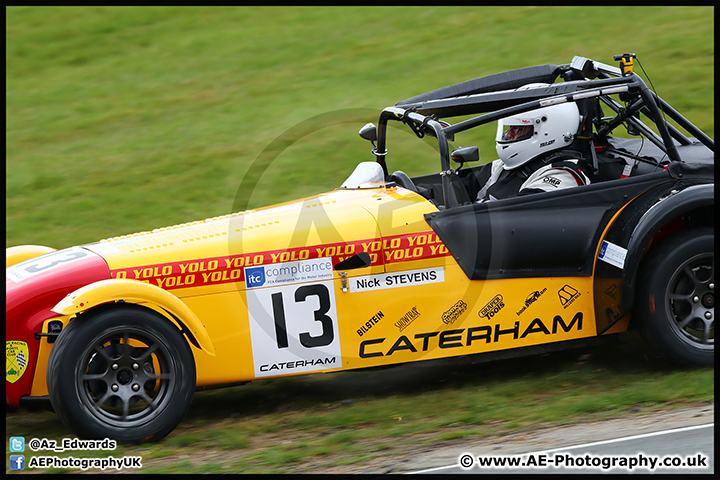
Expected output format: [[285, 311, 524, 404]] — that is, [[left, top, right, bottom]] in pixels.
[[52, 279, 215, 357]]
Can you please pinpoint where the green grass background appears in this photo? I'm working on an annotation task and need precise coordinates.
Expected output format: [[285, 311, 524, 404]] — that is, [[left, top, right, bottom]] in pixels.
[[5, 6, 714, 473], [6, 6, 714, 249]]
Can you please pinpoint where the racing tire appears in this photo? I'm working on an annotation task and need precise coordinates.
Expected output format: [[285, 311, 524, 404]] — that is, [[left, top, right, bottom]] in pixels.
[[636, 228, 714, 367], [47, 305, 196, 443]]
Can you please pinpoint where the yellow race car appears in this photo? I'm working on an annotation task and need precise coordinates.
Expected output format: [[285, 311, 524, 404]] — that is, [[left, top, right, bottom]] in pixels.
[[6, 55, 714, 443]]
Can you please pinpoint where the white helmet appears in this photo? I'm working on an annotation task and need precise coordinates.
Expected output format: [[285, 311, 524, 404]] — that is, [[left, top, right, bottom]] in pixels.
[[495, 101, 580, 170]]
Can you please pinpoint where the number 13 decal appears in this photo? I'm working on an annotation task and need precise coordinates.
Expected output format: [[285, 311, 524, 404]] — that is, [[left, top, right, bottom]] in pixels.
[[7, 247, 91, 283], [247, 280, 342, 377], [272, 284, 334, 349]]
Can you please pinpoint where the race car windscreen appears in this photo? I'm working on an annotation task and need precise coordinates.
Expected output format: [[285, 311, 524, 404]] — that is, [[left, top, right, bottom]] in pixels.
[[339, 161, 385, 189]]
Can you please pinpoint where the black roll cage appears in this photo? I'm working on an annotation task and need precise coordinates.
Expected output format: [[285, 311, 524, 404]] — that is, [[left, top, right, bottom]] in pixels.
[[373, 56, 714, 208]]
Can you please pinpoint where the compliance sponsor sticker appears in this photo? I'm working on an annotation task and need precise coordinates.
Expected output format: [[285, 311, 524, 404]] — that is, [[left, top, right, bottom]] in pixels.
[[349, 267, 444, 293], [244, 257, 333, 288]]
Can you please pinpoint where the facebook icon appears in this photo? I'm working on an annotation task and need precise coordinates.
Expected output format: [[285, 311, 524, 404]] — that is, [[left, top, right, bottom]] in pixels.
[[9, 454, 25, 470]]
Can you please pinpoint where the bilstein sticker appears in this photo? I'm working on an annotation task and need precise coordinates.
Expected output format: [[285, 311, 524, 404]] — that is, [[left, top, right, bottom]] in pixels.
[[6, 341, 29, 384], [349, 267, 444, 293], [357, 311, 385, 337]]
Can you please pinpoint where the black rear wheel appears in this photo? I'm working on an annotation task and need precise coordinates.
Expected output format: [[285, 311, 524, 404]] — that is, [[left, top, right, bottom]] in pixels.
[[636, 228, 714, 367], [47, 305, 196, 442]]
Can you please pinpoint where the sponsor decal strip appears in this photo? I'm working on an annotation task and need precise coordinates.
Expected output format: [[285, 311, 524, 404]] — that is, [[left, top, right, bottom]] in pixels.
[[396, 306, 421, 332], [109, 232, 450, 290], [516, 288, 547, 316], [479, 295, 505, 320], [359, 312, 585, 359], [443, 300, 467, 325], [380, 232, 450, 264], [349, 267, 445, 293], [598, 240, 627, 269], [558, 284, 581, 309]]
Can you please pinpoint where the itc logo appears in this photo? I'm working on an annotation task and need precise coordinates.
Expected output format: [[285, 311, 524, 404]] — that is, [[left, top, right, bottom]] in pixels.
[[245, 267, 266, 288]]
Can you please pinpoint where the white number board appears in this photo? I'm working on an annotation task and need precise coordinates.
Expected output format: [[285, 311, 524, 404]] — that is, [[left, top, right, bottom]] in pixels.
[[246, 280, 342, 378]]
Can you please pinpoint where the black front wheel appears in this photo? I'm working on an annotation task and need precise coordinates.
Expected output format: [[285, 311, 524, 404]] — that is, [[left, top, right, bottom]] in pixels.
[[47, 305, 196, 442], [636, 228, 714, 367]]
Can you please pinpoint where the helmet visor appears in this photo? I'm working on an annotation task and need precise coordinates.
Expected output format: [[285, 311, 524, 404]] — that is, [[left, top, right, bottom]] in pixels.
[[499, 124, 534, 143]]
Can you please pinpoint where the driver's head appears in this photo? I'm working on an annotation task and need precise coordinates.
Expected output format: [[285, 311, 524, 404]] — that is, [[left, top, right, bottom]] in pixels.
[[496, 98, 581, 170]]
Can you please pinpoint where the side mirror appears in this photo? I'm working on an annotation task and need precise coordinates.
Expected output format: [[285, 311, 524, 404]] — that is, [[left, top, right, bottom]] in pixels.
[[451, 146, 479, 164], [359, 123, 377, 143]]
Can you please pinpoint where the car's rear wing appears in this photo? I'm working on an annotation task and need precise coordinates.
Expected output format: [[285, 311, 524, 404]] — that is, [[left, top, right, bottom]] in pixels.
[[395, 57, 624, 108], [396, 64, 563, 106]]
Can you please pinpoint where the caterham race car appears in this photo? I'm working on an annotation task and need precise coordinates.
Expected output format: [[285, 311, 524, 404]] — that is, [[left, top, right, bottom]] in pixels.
[[6, 54, 714, 443]]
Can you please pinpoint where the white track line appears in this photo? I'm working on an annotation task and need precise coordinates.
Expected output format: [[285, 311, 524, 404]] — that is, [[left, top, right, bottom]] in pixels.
[[407, 423, 714, 474]]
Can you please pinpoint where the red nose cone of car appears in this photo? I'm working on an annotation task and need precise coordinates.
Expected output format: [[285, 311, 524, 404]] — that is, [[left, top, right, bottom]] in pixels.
[[6, 248, 110, 406]]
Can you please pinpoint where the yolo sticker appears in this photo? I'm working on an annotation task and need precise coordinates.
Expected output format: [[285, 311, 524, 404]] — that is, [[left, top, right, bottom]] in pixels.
[[6, 341, 29, 384]]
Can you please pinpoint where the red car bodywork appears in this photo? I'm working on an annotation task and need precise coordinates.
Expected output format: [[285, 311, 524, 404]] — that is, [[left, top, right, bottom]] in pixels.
[[6, 249, 111, 406]]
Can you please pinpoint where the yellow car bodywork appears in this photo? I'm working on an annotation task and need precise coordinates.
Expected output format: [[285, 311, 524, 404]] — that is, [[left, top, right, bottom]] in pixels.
[[33, 184, 621, 395]]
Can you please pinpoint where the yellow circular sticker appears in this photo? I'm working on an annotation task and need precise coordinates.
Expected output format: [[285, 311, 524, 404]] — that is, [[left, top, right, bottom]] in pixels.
[[6, 341, 29, 384]]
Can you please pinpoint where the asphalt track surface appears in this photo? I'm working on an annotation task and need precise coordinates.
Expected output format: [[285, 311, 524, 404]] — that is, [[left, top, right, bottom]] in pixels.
[[393, 404, 714, 475]]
